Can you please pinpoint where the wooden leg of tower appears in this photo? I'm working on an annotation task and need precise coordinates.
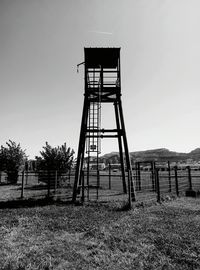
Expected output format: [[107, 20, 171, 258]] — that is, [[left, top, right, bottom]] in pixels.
[[117, 98, 136, 201], [72, 97, 88, 202], [114, 102, 127, 194], [72, 139, 85, 202]]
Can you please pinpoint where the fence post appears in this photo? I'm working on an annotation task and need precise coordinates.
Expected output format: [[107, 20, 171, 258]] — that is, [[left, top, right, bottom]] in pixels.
[[25, 170, 28, 185], [168, 161, 171, 192], [154, 162, 157, 191], [47, 170, 50, 198], [187, 166, 192, 190], [139, 163, 142, 190], [96, 170, 100, 200], [54, 170, 58, 193], [127, 170, 132, 209], [21, 171, 25, 199], [174, 166, 179, 196], [155, 169, 161, 203], [81, 170, 85, 202], [109, 163, 111, 189], [135, 163, 138, 191], [136, 162, 141, 191], [87, 167, 89, 201], [151, 162, 155, 191], [68, 168, 71, 184], [151, 161, 156, 191]]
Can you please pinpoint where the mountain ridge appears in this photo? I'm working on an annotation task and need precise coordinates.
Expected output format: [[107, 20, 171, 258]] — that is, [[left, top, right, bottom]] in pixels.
[[100, 148, 200, 162]]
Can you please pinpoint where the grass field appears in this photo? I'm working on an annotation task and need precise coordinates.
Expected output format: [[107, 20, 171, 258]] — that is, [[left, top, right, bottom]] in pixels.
[[0, 197, 200, 269]]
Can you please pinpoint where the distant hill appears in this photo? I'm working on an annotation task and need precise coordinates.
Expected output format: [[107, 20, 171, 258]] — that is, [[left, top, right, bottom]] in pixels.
[[100, 148, 200, 163], [130, 148, 186, 162], [188, 148, 200, 160], [100, 152, 119, 159]]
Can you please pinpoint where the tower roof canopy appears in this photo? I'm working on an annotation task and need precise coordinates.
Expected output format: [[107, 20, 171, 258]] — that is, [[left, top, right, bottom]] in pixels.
[[84, 48, 120, 68]]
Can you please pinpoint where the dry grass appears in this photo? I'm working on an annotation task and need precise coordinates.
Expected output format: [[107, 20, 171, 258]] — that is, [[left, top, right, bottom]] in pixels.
[[0, 198, 200, 269]]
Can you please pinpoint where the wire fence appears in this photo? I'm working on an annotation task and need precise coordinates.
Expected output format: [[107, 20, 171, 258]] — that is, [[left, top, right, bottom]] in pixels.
[[0, 164, 200, 204], [0, 170, 73, 202]]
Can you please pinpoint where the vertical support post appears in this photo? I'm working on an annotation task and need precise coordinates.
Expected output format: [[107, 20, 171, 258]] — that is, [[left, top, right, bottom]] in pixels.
[[109, 162, 111, 189], [174, 166, 179, 196], [117, 98, 136, 201], [168, 161, 171, 192], [114, 101, 127, 193], [116, 53, 135, 199], [187, 166, 192, 190], [72, 95, 89, 202], [81, 170, 85, 202], [127, 170, 132, 209], [21, 171, 25, 199], [155, 169, 160, 203]]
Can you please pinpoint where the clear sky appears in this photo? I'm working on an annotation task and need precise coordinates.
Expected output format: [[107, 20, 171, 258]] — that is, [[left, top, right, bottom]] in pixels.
[[1, 0, 200, 158]]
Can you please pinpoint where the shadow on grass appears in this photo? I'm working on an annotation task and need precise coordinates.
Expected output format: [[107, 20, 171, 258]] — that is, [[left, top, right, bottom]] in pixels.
[[0, 197, 73, 209], [0, 183, 21, 187], [0, 193, 179, 211], [24, 184, 48, 190]]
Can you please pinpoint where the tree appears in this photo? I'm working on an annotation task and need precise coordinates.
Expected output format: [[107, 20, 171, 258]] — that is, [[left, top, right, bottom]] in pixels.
[[36, 142, 74, 172], [0, 140, 27, 184]]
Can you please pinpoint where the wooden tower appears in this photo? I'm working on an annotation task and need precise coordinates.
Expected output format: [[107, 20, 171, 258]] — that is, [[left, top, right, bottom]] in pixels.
[[72, 48, 135, 202]]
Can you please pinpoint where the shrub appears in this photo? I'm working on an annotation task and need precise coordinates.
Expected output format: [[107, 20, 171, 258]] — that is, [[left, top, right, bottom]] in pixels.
[[36, 142, 74, 172], [0, 140, 27, 184]]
